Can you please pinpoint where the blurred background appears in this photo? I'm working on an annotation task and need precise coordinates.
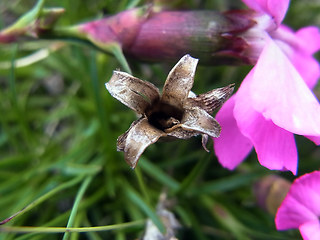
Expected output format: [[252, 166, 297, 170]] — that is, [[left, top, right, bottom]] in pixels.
[[0, 0, 319, 239]]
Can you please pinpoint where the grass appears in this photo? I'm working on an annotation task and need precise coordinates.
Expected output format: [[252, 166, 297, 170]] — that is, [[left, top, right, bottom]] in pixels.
[[0, 0, 319, 239]]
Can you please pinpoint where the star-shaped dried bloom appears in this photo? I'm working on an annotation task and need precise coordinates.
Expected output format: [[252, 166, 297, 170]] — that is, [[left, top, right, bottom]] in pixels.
[[105, 54, 234, 168]]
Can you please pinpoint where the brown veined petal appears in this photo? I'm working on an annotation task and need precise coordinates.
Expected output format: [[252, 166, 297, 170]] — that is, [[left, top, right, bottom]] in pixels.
[[180, 107, 221, 138], [185, 84, 235, 114], [161, 54, 198, 109], [166, 127, 199, 139], [106, 71, 160, 114], [117, 117, 166, 168]]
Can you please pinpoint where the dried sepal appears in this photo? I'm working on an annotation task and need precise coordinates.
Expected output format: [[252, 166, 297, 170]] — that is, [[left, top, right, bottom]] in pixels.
[[186, 84, 235, 114], [201, 134, 210, 152], [180, 108, 221, 138], [117, 117, 165, 168], [105, 71, 160, 114], [161, 54, 198, 109], [166, 127, 199, 139]]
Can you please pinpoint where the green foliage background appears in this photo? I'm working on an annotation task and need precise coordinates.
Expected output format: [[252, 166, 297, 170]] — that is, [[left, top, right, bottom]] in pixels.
[[0, 0, 319, 239]]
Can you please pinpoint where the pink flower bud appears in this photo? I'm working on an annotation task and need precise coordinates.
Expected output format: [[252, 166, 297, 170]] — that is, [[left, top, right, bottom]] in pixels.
[[77, 6, 256, 65]]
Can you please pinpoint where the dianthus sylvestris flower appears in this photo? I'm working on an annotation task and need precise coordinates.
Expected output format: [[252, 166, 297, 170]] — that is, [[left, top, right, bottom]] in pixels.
[[275, 171, 320, 240], [214, 0, 320, 174], [105, 55, 234, 168]]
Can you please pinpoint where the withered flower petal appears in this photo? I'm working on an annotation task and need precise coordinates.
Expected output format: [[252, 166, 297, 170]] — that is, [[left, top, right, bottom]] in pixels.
[[161, 55, 198, 109], [105, 71, 160, 114], [117, 117, 166, 168], [179, 108, 221, 138], [186, 85, 235, 115], [106, 54, 234, 168]]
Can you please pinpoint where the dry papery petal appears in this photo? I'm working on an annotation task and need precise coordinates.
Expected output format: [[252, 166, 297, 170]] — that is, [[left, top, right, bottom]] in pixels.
[[105, 71, 160, 114], [117, 117, 165, 168], [186, 84, 235, 114], [166, 108, 221, 138], [161, 54, 198, 109]]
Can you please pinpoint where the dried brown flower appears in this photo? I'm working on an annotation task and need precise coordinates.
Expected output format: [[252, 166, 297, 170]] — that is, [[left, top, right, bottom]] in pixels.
[[106, 55, 234, 168]]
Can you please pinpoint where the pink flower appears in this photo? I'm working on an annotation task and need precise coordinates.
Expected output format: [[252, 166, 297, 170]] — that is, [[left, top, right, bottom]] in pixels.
[[214, 0, 320, 174], [275, 171, 320, 240]]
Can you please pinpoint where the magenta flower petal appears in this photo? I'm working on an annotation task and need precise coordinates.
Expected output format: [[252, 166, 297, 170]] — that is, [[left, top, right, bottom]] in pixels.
[[272, 26, 320, 88], [295, 27, 320, 55], [290, 50, 320, 89], [276, 196, 316, 230], [234, 73, 297, 174], [213, 96, 253, 170], [249, 38, 320, 136], [242, 0, 289, 25], [291, 26, 320, 89], [300, 220, 320, 240], [276, 171, 320, 234]]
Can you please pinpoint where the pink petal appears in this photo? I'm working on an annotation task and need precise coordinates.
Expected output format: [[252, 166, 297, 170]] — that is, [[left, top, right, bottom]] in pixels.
[[234, 74, 298, 174], [290, 50, 320, 89], [295, 27, 320, 55], [242, 0, 289, 25], [275, 195, 317, 230], [213, 96, 253, 170], [288, 171, 320, 216], [272, 26, 320, 88], [290, 26, 320, 89], [276, 171, 320, 230], [300, 220, 320, 240], [249, 38, 320, 136]]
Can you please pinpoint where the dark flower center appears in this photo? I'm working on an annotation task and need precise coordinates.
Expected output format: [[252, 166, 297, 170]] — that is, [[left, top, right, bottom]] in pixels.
[[145, 101, 183, 131]]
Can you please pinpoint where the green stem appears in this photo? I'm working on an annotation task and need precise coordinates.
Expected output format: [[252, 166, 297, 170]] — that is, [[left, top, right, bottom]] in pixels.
[[62, 176, 93, 240], [0, 220, 145, 233], [134, 166, 151, 205]]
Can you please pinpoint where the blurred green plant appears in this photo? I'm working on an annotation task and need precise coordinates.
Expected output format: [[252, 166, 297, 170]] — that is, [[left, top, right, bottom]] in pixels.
[[0, 0, 319, 239]]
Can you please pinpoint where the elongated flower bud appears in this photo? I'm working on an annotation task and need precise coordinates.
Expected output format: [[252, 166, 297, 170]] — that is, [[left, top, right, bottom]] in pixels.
[[76, 7, 255, 65]]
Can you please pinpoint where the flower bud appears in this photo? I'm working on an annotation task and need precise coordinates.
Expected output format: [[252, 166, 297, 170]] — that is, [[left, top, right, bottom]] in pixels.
[[253, 175, 291, 216], [76, 6, 255, 65]]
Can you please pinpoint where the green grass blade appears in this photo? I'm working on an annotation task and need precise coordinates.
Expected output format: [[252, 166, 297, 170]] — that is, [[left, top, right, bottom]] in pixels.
[[125, 186, 165, 233], [62, 176, 93, 240], [0, 176, 85, 225]]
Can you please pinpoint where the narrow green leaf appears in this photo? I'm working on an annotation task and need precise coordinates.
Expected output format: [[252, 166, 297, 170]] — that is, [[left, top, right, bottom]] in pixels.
[[0, 176, 85, 225], [125, 187, 165, 233], [0, 220, 145, 233], [139, 158, 180, 191], [62, 176, 93, 240]]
